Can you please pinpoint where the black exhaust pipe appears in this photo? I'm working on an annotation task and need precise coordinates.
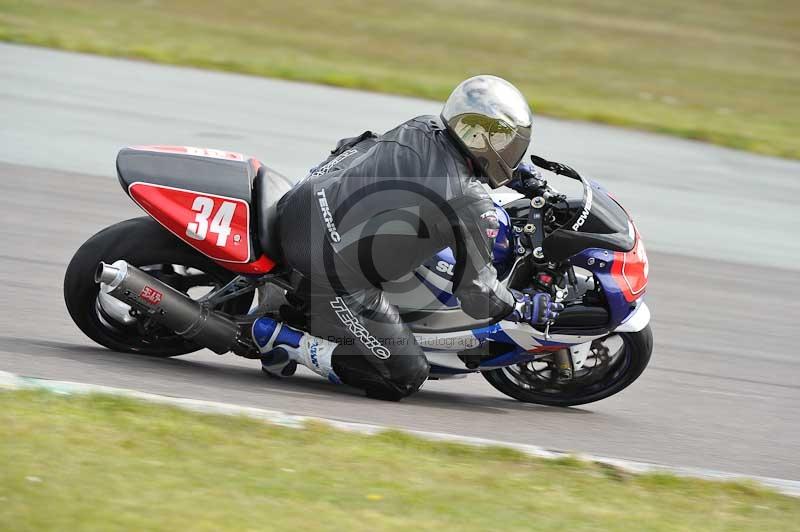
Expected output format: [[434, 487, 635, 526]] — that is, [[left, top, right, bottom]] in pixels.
[[95, 260, 240, 354]]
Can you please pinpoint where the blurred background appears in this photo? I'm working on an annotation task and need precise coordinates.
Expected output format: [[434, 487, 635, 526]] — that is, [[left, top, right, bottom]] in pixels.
[[0, 1, 799, 529], [2, 0, 798, 157]]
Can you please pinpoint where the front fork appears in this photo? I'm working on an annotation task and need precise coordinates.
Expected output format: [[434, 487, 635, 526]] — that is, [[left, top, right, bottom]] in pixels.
[[553, 301, 649, 382], [553, 349, 573, 380]]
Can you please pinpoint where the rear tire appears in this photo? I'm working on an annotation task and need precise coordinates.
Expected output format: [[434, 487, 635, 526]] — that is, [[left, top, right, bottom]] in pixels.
[[482, 326, 653, 407], [64, 217, 253, 357]]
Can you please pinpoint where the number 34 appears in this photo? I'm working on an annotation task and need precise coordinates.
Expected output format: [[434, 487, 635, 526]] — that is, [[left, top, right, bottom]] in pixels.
[[186, 197, 237, 246]]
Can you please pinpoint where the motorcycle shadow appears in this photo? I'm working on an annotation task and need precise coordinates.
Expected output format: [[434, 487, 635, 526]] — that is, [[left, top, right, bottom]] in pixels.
[[0, 338, 594, 415]]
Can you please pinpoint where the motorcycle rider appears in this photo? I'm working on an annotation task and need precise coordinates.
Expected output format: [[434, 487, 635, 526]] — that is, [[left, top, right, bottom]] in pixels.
[[252, 75, 562, 400]]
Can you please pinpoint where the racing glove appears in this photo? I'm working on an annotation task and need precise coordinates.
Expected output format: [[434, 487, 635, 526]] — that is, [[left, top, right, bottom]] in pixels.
[[509, 161, 544, 193], [507, 289, 564, 326], [513, 161, 538, 180]]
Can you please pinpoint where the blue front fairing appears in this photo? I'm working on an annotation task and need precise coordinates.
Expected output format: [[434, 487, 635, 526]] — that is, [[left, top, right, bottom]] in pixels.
[[418, 185, 648, 375]]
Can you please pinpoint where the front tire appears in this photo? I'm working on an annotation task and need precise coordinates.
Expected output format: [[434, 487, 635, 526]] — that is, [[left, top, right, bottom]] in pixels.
[[482, 325, 653, 407], [64, 217, 253, 357]]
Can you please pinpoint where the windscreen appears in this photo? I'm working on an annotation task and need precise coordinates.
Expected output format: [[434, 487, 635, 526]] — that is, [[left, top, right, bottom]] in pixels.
[[542, 176, 635, 261], [566, 179, 631, 238]]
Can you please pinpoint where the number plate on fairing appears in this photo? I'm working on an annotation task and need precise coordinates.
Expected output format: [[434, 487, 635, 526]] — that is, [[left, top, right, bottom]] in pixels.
[[129, 182, 252, 263]]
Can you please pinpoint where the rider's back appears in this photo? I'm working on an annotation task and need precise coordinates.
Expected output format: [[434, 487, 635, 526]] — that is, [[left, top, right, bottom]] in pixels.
[[278, 116, 485, 281]]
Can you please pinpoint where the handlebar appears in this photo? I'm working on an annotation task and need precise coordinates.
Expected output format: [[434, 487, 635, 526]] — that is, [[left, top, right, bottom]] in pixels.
[[511, 159, 568, 204]]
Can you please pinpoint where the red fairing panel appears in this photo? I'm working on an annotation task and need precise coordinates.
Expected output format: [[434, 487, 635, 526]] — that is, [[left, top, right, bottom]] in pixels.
[[119, 146, 278, 274], [129, 182, 274, 271], [222, 255, 276, 274], [610, 229, 649, 303]]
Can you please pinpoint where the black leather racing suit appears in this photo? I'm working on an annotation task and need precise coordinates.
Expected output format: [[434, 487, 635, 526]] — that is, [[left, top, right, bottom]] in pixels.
[[276, 115, 515, 398]]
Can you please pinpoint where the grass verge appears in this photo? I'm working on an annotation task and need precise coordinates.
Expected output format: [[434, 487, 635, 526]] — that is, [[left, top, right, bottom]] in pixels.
[[0, 0, 798, 159], [1, 389, 799, 531]]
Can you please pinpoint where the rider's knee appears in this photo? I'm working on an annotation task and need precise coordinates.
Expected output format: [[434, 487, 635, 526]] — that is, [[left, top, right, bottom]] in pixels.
[[333, 348, 429, 400], [384, 354, 429, 398]]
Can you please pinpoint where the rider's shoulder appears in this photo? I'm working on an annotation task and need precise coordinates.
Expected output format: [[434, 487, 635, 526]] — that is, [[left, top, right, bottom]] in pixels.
[[380, 115, 442, 143], [464, 175, 492, 199]]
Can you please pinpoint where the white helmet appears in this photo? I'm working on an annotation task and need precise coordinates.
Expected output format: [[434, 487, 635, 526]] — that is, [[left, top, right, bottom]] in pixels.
[[441, 75, 533, 188]]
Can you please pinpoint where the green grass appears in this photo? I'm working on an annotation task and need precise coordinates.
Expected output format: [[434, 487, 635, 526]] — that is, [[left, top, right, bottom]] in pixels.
[[0, 0, 798, 159], [1, 390, 799, 531]]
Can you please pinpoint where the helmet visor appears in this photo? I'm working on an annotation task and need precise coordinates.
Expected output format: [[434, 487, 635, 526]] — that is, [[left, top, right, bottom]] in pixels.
[[451, 114, 530, 187], [488, 120, 529, 170]]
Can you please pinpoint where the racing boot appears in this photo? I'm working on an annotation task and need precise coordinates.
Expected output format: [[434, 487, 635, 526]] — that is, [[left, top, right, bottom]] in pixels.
[[251, 317, 341, 383]]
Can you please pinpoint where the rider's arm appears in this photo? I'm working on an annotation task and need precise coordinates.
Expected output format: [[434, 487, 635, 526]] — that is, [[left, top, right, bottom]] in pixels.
[[446, 182, 515, 321]]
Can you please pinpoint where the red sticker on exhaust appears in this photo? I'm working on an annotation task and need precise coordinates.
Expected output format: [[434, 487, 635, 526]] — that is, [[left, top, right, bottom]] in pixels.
[[139, 286, 163, 305]]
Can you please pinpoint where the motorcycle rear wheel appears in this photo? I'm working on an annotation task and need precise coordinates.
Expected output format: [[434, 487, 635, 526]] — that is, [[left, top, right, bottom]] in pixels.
[[481, 325, 652, 407], [63, 217, 254, 357]]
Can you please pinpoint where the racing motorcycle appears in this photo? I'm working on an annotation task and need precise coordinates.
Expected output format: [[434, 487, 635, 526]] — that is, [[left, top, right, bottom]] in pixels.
[[64, 145, 652, 406]]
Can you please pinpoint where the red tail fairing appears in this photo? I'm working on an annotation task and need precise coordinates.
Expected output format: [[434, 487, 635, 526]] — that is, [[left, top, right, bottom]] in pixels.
[[128, 183, 253, 263], [117, 145, 279, 274], [129, 145, 247, 161]]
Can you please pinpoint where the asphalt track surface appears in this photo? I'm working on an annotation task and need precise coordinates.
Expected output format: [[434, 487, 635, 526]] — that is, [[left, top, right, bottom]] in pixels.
[[1, 44, 799, 479]]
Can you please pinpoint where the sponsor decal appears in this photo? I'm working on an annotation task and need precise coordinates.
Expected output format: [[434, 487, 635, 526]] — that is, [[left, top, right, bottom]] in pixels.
[[309, 339, 320, 369], [139, 285, 163, 305], [316, 188, 341, 243], [480, 210, 500, 239], [480, 210, 498, 223], [571, 186, 594, 231], [329, 297, 391, 359], [310, 149, 358, 177], [435, 260, 455, 276]]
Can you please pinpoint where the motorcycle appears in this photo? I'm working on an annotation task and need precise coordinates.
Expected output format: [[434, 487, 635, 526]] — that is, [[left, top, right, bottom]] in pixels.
[[64, 145, 652, 406]]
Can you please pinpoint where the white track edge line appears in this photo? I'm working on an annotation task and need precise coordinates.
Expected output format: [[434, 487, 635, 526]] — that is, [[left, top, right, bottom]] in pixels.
[[1, 370, 797, 497]]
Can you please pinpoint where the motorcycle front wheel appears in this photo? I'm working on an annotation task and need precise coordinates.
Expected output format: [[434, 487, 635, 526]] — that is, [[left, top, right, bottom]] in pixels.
[[481, 325, 653, 407]]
